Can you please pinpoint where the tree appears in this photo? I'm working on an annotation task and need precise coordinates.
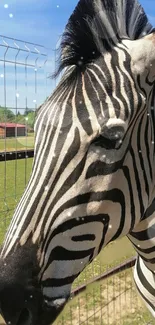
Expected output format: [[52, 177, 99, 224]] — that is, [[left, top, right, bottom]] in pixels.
[[15, 114, 26, 124], [24, 108, 34, 116], [0, 107, 15, 122], [25, 111, 35, 130]]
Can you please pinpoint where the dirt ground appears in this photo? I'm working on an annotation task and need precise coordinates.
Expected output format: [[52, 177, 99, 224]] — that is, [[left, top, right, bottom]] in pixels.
[[59, 272, 153, 325]]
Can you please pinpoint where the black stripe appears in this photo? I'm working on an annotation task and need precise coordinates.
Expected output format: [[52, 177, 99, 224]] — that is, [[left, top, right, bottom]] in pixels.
[[123, 166, 136, 230], [72, 234, 95, 241], [40, 154, 87, 237], [133, 244, 155, 255], [86, 158, 124, 178], [111, 48, 131, 120], [75, 73, 93, 136], [150, 86, 155, 156], [98, 214, 109, 254], [136, 257, 155, 297], [130, 224, 155, 241], [43, 272, 79, 287], [45, 214, 109, 239], [44, 189, 124, 238], [121, 49, 136, 120], [137, 74, 147, 98], [86, 69, 107, 120], [110, 191, 126, 241], [138, 254, 155, 264], [34, 127, 81, 220], [89, 59, 121, 118], [144, 109, 153, 181], [10, 92, 74, 237], [18, 128, 82, 237], [42, 214, 109, 268], [45, 246, 94, 264], [146, 73, 155, 88], [130, 146, 144, 217], [142, 199, 155, 221], [137, 114, 149, 197], [84, 69, 106, 121], [41, 189, 125, 263]]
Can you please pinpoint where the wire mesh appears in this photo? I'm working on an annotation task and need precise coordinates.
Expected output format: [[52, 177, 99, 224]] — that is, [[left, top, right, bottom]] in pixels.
[[0, 35, 154, 325], [0, 35, 56, 232], [54, 253, 154, 325]]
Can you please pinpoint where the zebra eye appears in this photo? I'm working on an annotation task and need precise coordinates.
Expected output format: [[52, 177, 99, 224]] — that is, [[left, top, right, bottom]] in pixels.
[[93, 134, 119, 149], [93, 126, 124, 149]]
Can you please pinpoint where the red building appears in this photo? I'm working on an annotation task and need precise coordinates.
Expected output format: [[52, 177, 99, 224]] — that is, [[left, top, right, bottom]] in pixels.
[[0, 123, 26, 138]]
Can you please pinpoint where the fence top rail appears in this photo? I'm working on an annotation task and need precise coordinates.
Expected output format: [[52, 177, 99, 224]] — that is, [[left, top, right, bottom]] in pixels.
[[0, 35, 54, 50], [71, 256, 136, 298], [0, 44, 48, 57]]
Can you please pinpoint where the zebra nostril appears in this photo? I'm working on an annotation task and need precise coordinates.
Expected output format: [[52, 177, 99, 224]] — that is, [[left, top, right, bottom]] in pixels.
[[16, 308, 32, 325]]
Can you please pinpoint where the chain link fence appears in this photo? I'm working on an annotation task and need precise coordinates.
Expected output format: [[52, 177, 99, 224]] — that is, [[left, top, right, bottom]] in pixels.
[[0, 35, 154, 325]]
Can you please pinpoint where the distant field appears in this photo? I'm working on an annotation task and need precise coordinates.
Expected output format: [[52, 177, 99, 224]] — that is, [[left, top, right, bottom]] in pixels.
[[0, 135, 34, 152]]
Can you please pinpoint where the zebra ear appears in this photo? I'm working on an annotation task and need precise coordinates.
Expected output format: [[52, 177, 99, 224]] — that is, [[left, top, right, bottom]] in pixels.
[[127, 33, 155, 76]]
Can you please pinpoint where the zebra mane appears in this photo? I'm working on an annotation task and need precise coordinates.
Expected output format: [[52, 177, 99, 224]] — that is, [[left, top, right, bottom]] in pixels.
[[54, 0, 154, 77]]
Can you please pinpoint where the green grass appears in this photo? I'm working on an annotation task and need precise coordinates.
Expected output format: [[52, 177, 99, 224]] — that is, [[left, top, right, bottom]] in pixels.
[[0, 136, 34, 152], [0, 158, 33, 242], [0, 158, 154, 325]]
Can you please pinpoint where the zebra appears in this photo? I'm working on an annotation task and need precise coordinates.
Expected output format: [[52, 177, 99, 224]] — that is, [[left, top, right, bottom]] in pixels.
[[0, 0, 155, 324]]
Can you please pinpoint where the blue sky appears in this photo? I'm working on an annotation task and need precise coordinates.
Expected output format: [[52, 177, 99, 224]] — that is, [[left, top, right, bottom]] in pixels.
[[0, 0, 154, 47], [0, 1, 78, 48], [0, 0, 155, 110]]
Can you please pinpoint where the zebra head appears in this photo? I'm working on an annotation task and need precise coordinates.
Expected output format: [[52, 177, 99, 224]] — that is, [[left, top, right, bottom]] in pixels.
[[0, 1, 155, 325]]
